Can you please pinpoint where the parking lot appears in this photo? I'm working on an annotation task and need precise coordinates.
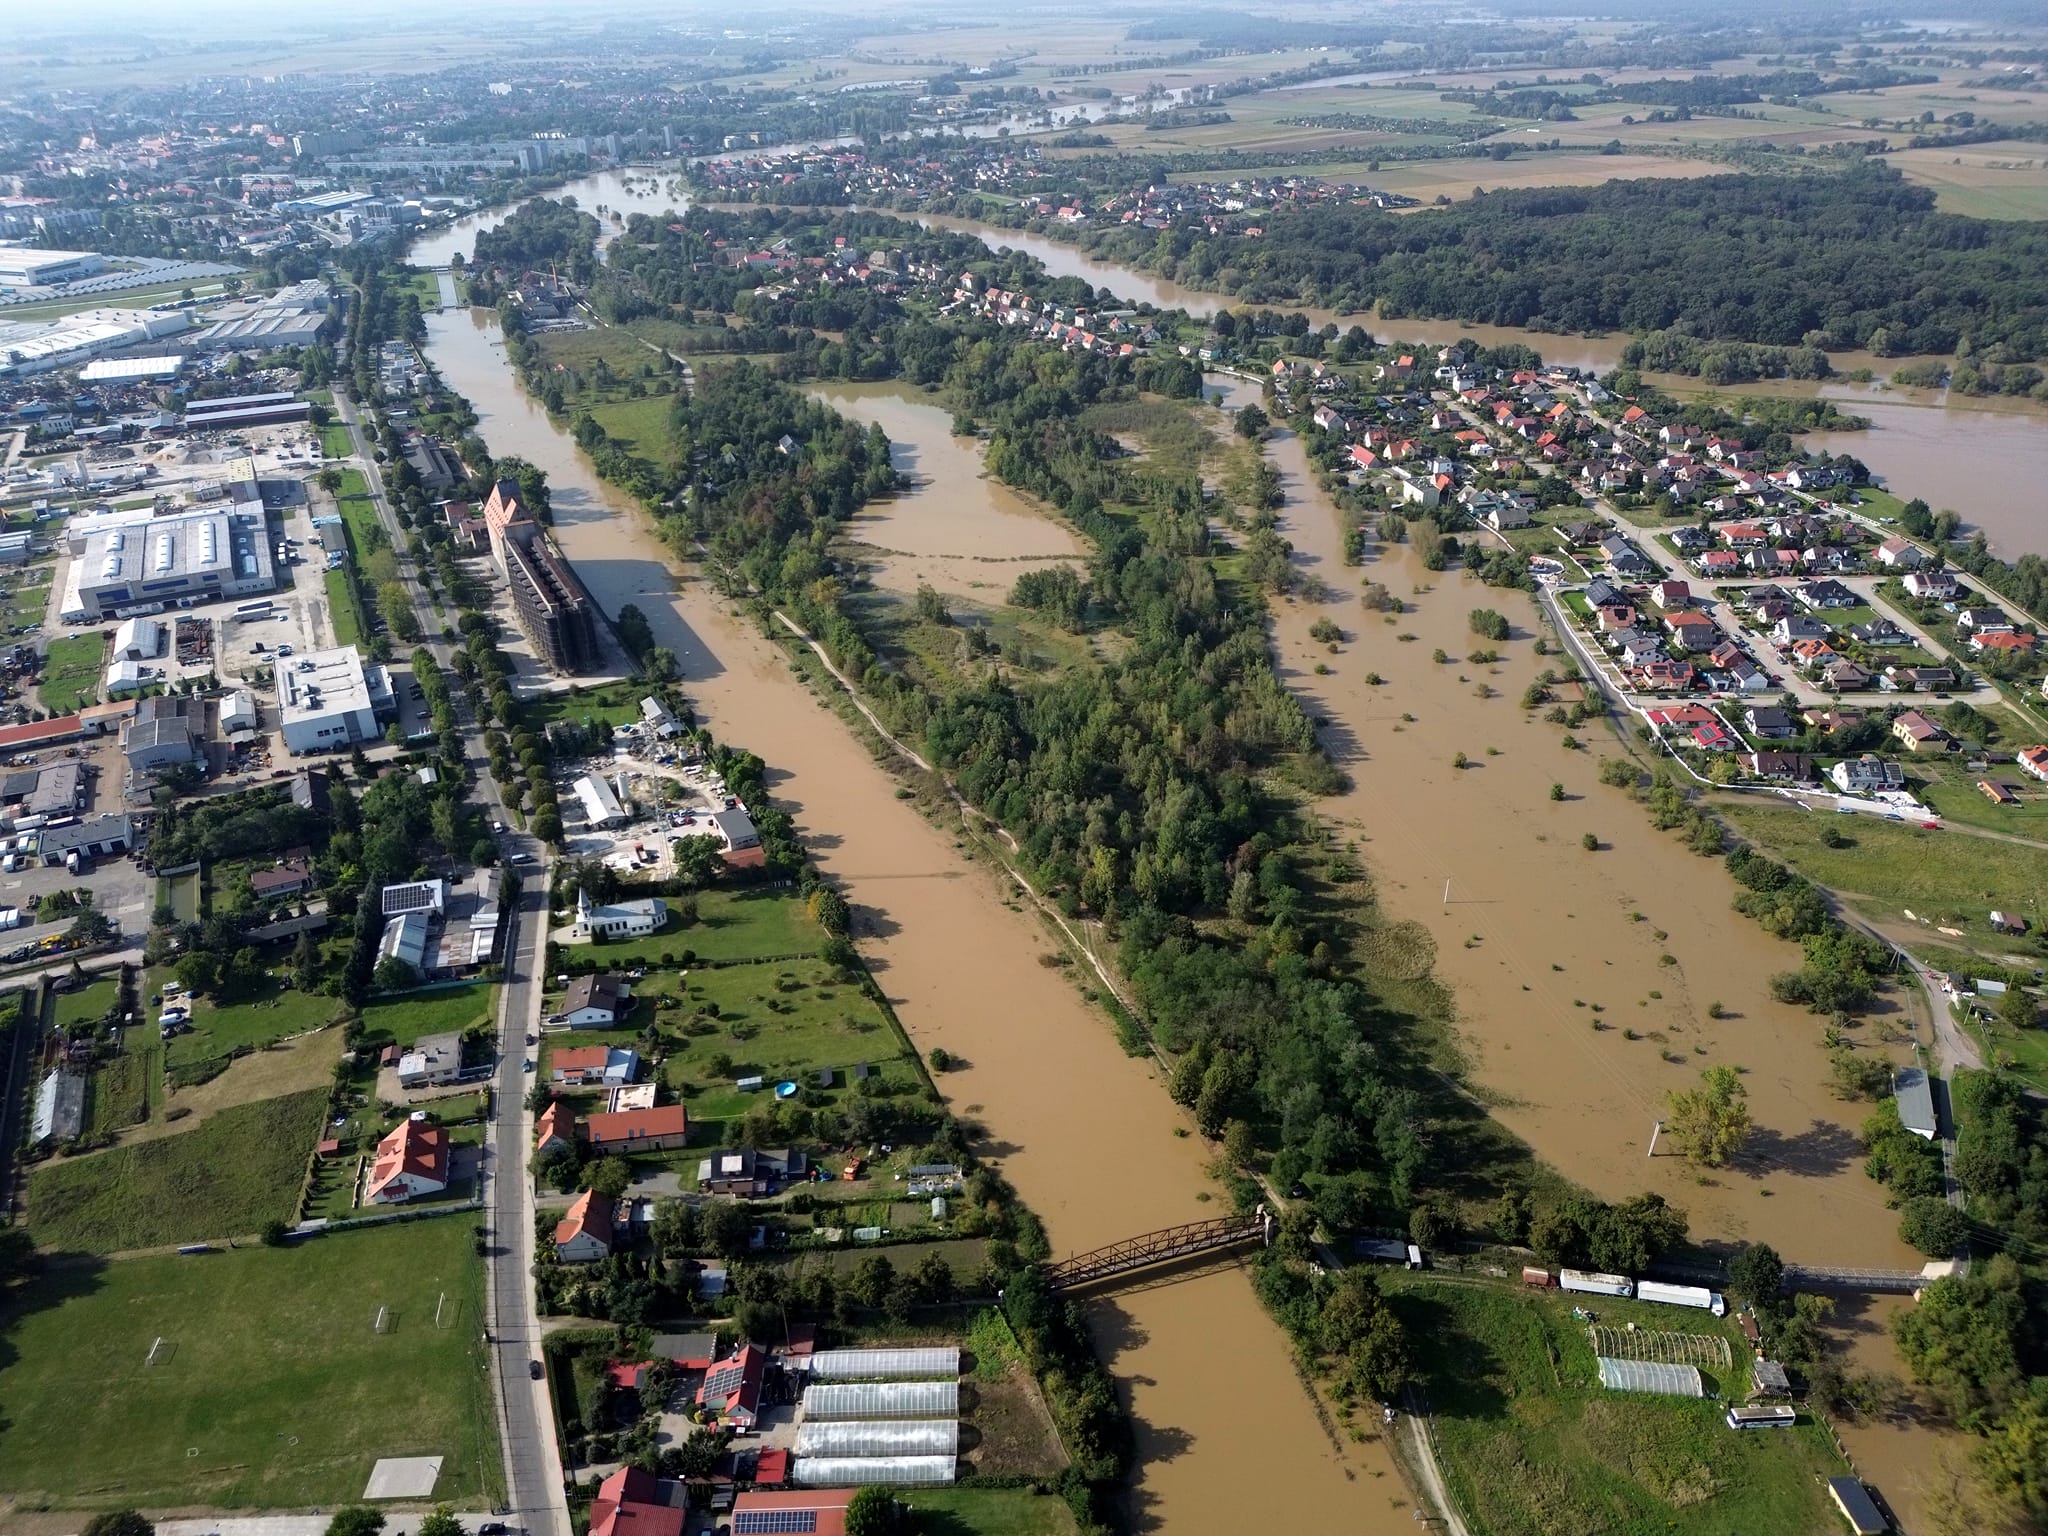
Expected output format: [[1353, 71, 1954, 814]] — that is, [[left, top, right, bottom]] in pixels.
[[559, 736, 738, 877]]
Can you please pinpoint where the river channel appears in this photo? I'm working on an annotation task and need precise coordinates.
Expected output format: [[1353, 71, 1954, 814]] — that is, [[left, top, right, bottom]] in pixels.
[[420, 300, 1416, 1532], [413, 174, 1966, 1526]]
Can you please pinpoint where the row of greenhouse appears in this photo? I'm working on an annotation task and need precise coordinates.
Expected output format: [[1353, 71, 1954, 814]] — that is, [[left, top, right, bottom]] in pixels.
[[791, 1348, 964, 1487]]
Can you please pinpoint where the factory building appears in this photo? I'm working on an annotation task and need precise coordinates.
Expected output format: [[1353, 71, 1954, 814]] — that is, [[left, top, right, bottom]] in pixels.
[[189, 280, 330, 353], [275, 645, 396, 755], [0, 307, 193, 377], [59, 502, 276, 622], [0, 248, 107, 288]]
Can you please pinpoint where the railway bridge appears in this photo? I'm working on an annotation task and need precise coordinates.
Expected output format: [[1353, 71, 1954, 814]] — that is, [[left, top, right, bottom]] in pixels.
[[1043, 1206, 1275, 1291]]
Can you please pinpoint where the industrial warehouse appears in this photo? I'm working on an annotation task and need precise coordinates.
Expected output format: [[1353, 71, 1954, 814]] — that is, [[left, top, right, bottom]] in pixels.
[[58, 505, 276, 621]]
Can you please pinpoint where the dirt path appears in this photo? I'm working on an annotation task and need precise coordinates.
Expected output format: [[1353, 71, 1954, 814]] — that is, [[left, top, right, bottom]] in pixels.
[[1399, 1410, 1474, 1536]]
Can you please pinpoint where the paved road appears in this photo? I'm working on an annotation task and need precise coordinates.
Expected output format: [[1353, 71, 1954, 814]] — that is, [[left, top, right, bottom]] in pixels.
[[482, 875, 568, 1535], [329, 327, 568, 1531]]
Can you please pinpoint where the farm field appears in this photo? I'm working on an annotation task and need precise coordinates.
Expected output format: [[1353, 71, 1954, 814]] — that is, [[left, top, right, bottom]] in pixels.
[[0, 1217, 499, 1510], [1885, 142, 2048, 221], [1721, 803, 2043, 929], [25, 1087, 327, 1253], [1387, 1278, 1846, 1536]]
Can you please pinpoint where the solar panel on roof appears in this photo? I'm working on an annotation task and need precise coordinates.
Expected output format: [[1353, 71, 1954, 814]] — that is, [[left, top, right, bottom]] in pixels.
[[705, 1361, 746, 1395], [734, 1513, 817, 1535]]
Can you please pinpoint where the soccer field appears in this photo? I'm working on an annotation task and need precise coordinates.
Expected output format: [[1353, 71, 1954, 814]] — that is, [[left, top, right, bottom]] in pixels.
[[0, 1216, 501, 1510]]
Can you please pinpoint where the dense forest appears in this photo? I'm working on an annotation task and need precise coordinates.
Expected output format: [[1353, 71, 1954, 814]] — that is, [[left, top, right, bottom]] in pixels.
[[1071, 167, 2048, 362]]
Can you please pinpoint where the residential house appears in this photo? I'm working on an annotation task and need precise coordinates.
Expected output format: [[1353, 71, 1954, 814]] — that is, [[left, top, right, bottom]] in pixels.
[[1956, 607, 2013, 634], [1652, 579, 1691, 608], [574, 889, 669, 941], [1744, 706, 1796, 739], [1848, 619, 1909, 647], [585, 1104, 690, 1153], [1640, 661, 1697, 692], [1795, 579, 1859, 611], [696, 1343, 769, 1428], [1902, 571, 1960, 601], [1971, 630, 2038, 659], [1892, 710, 1947, 751], [1823, 659, 1874, 692], [551, 1045, 639, 1088], [1832, 756, 1906, 794], [1600, 536, 1652, 575], [1691, 721, 1738, 751], [1876, 537, 1924, 569], [2016, 746, 2048, 783], [396, 1030, 465, 1089], [1597, 603, 1639, 633], [249, 856, 313, 901], [1804, 707, 1866, 733], [728, 1491, 856, 1536], [535, 1100, 576, 1156], [555, 1189, 616, 1263], [1664, 612, 1718, 652], [1728, 661, 1773, 692], [1773, 615, 1829, 647], [1616, 633, 1668, 669], [1885, 665, 1957, 692], [587, 1468, 686, 1536], [696, 1147, 809, 1196], [1741, 751, 1814, 782], [560, 973, 630, 1028], [365, 1118, 450, 1204]]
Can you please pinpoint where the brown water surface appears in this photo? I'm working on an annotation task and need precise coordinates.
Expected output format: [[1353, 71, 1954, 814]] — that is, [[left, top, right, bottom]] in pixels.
[[1206, 375, 1925, 1270], [806, 383, 1085, 599], [422, 304, 1415, 1533], [1822, 1291, 1968, 1536]]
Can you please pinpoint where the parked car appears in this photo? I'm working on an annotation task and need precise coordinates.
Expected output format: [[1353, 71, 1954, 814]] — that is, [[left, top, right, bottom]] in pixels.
[[528, 1360, 544, 1380]]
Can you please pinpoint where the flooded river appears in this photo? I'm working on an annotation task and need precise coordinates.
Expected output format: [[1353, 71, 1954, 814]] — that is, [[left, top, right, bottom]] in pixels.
[[417, 172, 2047, 554], [1208, 377, 1925, 1270], [421, 304, 1415, 1532], [806, 383, 1084, 600]]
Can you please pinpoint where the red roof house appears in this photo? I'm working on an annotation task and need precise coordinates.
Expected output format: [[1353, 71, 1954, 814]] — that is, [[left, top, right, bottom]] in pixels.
[[588, 1467, 685, 1536], [696, 1342, 768, 1427], [555, 1189, 616, 1263], [536, 1100, 576, 1156], [585, 1103, 690, 1152], [730, 1490, 857, 1536], [365, 1118, 449, 1204]]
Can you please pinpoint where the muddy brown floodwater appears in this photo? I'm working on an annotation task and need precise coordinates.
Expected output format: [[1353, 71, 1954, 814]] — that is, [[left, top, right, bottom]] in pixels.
[[806, 383, 1085, 600], [1205, 377, 1927, 1271], [1818, 1292, 1969, 1536], [423, 306, 1418, 1533]]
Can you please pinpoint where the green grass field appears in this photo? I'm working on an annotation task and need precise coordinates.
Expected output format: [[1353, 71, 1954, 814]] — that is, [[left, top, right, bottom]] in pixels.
[[321, 422, 355, 459], [0, 1217, 500, 1510], [53, 976, 120, 1031], [530, 678, 656, 729], [587, 392, 683, 468], [1722, 803, 2043, 929], [325, 565, 363, 646], [564, 891, 823, 968], [899, 1488, 1080, 1535], [161, 867, 203, 923], [331, 467, 384, 556], [159, 970, 343, 1072], [39, 631, 105, 713], [656, 957, 922, 1130], [26, 1088, 327, 1253], [1916, 771, 2048, 837], [1390, 1279, 1845, 1536], [360, 982, 497, 1049]]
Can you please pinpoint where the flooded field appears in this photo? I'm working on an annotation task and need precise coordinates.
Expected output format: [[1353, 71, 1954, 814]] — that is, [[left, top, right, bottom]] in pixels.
[[1822, 1292, 1967, 1536], [1209, 377, 1925, 1270], [421, 305, 1416, 1534], [807, 383, 1085, 600]]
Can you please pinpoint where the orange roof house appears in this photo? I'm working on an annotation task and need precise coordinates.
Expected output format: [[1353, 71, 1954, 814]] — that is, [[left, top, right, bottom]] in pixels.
[[365, 1118, 449, 1204]]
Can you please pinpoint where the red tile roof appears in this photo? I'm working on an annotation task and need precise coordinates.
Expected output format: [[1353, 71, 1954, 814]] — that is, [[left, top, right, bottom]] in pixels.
[[731, 1489, 856, 1536], [589, 1467, 684, 1536], [0, 714, 84, 750], [585, 1104, 689, 1147], [365, 1119, 448, 1202], [535, 1100, 575, 1151], [555, 1189, 616, 1251]]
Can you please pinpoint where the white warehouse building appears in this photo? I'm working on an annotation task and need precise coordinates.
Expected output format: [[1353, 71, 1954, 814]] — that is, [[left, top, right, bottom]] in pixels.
[[59, 505, 275, 621], [276, 645, 396, 754]]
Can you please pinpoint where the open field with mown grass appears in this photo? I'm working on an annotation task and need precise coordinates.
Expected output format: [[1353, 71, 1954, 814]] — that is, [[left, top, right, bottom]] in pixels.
[[360, 981, 497, 1050], [0, 1217, 499, 1510], [588, 393, 684, 468], [153, 968, 344, 1076], [1722, 803, 2044, 929], [1884, 142, 2048, 221], [1387, 1277, 1846, 1536], [25, 1088, 327, 1252]]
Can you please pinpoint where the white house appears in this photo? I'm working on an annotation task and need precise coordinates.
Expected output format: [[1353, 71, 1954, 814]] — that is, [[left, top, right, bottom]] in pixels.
[[396, 1029, 465, 1089], [574, 889, 667, 940], [1876, 537, 1924, 570], [559, 973, 630, 1027]]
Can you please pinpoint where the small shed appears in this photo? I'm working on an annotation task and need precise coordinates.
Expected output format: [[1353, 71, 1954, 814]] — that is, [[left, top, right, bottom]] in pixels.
[[1893, 1067, 1937, 1142], [1752, 1358, 1791, 1397]]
